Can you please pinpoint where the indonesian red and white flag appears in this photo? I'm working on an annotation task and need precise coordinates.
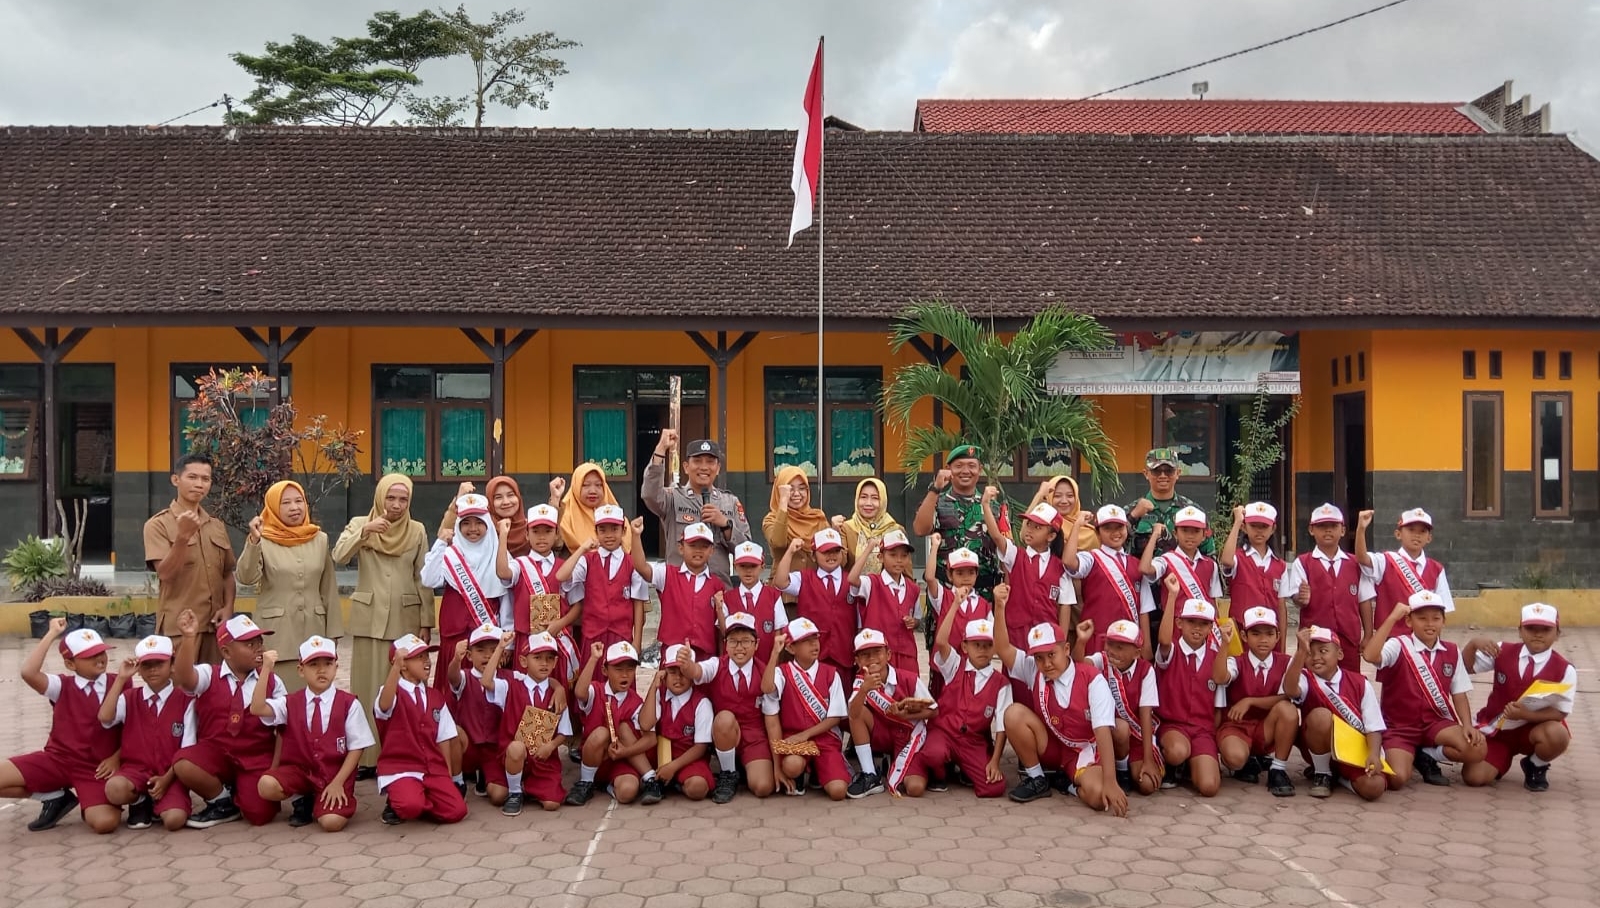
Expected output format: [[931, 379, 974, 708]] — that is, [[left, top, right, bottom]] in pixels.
[[787, 39, 823, 247]]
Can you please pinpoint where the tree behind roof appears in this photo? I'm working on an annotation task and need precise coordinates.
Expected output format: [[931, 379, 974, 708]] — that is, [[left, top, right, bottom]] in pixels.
[[407, 5, 580, 128]]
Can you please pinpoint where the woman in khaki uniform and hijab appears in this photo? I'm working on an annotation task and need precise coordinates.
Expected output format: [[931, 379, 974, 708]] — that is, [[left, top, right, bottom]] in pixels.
[[236, 480, 342, 693], [332, 474, 433, 772]]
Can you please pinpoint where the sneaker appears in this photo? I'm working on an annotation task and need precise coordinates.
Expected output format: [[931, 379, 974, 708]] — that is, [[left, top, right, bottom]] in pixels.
[[639, 777, 665, 806], [846, 771, 884, 799], [186, 795, 242, 829], [473, 771, 488, 798], [782, 774, 807, 796], [125, 796, 154, 830], [27, 791, 78, 832], [925, 776, 949, 793], [564, 780, 595, 807], [568, 744, 582, 764], [354, 766, 378, 782], [501, 793, 524, 816], [1160, 767, 1180, 790], [381, 801, 402, 825], [1267, 768, 1296, 797], [287, 796, 314, 828], [455, 779, 469, 797], [1415, 751, 1450, 786], [1233, 756, 1262, 785], [1007, 774, 1053, 803], [1308, 772, 1334, 798], [1049, 771, 1076, 795], [711, 771, 739, 805], [1115, 768, 1135, 793], [1520, 756, 1550, 792]]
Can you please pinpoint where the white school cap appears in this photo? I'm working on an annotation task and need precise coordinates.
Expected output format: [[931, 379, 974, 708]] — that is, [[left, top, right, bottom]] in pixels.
[[1397, 508, 1433, 528], [785, 617, 820, 643], [594, 504, 627, 527], [1521, 603, 1559, 628], [1023, 502, 1062, 529], [1025, 622, 1065, 655], [217, 614, 271, 645], [1174, 506, 1208, 529], [1241, 606, 1277, 629], [1307, 626, 1336, 644], [526, 504, 559, 527], [733, 542, 765, 566], [682, 522, 715, 544], [963, 619, 994, 642], [663, 643, 695, 665], [725, 612, 758, 633], [1177, 599, 1216, 622], [947, 547, 980, 569], [1242, 502, 1278, 524], [880, 529, 914, 551], [853, 628, 888, 652], [391, 634, 436, 659], [1095, 504, 1129, 527], [811, 528, 843, 552], [522, 632, 559, 655], [1105, 620, 1141, 646], [1309, 503, 1345, 525], [605, 641, 640, 665], [60, 628, 108, 659], [1407, 590, 1447, 612], [134, 634, 174, 663], [298, 636, 338, 662], [468, 622, 504, 646], [454, 493, 490, 518]]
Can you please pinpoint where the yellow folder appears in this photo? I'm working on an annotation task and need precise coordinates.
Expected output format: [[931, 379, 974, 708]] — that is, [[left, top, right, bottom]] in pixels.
[[1331, 716, 1394, 775], [1493, 679, 1575, 729], [1215, 617, 1245, 657]]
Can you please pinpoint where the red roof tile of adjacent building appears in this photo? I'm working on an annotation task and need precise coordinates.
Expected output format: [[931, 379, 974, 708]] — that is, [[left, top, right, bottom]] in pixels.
[[914, 98, 1486, 135]]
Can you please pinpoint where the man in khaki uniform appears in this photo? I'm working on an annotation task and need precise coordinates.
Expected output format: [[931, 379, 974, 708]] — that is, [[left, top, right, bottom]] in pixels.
[[144, 453, 236, 666], [641, 430, 751, 584]]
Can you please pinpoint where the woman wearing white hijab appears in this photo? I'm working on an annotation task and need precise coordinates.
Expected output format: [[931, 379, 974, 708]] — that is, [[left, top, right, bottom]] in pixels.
[[420, 493, 517, 688]]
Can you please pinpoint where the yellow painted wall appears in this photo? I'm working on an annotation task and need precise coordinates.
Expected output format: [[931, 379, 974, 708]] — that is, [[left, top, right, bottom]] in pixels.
[[1294, 330, 1374, 474]]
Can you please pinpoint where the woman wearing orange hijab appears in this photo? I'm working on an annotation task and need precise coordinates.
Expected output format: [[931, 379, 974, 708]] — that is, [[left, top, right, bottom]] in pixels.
[[762, 466, 831, 574], [1030, 475, 1098, 552], [558, 463, 634, 554], [236, 480, 341, 693]]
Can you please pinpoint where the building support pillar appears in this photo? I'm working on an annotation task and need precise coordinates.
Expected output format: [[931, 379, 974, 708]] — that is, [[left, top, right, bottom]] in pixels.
[[462, 328, 538, 478], [14, 328, 90, 535], [687, 331, 758, 455]]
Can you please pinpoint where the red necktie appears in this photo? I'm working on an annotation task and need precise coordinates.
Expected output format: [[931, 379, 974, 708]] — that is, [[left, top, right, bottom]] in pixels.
[[1256, 664, 1267, 688], [148, 693, 160, 716], [1425, 649, 1437, 671], [413, 685, 425, 712], [745, 591, 755, 612], [734, 667, 748, 696], [1189, 653, 1199, 673], [311, 695, 325, 736], [1520, 656, 1534, 687], [228, 677, 245, 733], [1029, 553, 1040, 576], [825, 574, 835, 596]]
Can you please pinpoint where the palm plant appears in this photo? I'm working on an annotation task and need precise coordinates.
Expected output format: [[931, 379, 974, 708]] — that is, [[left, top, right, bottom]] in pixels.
[[883, 301, 1121, 501]]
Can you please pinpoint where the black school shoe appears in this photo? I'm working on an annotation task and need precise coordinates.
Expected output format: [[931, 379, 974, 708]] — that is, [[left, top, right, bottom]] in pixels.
[[354, 766, 378, 782], [381, 800, 402, 825], [925, 775, 949, 793], [1233, 756, 1262, 785], [186, 795, 241, 829], [287, 796, 315, 828], [1520, 756, 1550, 792], [1049, 771, 1077, 795], [472, 770, 488, 798], [564, 780, 595, 807], [1115, 767, 1135, 793], [501, 793, 525, 816], [1414, 751, 1450, 786], [125, 796, 154, 830], [1308, 772, 1334, 798], [639, 777, 665, 806], [1267, 768, 1296, 797], [28, 791, 78, 831], [711, 771, 739, 805], [846, 771, 884, 799], [1007, 774, 1053, 803]]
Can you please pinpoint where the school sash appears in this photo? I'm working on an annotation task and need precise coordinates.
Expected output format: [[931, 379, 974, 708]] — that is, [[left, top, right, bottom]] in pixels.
[[1035, 676, 1096, 751], [444, 545, 496, 627], [1164, 552, 1223, 648], [1402, 644, 1460, 723], [1102, 663, 1162, 773], [861, 681, 928, 791], [1310, 673, 1366, 733], [784, 663, 830, 726], [1091, 550, 1140, 622], [1385, 552, 1428, 596]]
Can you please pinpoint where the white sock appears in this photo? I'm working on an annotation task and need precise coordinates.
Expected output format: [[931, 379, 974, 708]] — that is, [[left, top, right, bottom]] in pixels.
[[506, 771, 523, 795], [1115, 758, 1129, 771], [452, 773, 464, 784], [1311, 752, 1331, 774], [1270, 758, 1288, 771], [579, 763, 597, 783], [1530, 754, 1551, 768], [716, 748, 737, 772], [1024, 764, 1045, 779], [642, 770, 657, 782], [30, 790, 64, 802], [1422, 746, 1445, 762], [855, 745, 876, 774], [211, 787, 232, 804]]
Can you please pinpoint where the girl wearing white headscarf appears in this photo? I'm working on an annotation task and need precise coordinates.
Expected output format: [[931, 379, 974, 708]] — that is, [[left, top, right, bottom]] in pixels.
[[420, 493, 517, 689]]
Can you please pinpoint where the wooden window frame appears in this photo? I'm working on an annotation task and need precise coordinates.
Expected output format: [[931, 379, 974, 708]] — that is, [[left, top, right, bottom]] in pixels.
[[763, 367, 882, 482], [1461, 392, 1503, 518], [371, 366, 491, 483], [1532, 391, 1572, 519], [1154, 395, 1222, 483], [0, 401, 38, 481]]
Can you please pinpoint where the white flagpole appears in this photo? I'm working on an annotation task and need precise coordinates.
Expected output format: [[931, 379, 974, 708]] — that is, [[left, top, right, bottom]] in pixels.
[[815, 35, 825, 480]]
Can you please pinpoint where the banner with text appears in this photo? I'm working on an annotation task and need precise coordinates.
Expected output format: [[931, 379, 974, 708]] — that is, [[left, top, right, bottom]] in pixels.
[[1046, 331, 1299, 395]]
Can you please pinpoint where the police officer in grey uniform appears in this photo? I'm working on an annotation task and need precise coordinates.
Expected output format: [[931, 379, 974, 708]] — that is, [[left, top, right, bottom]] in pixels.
[[641, 429, 752, 584]]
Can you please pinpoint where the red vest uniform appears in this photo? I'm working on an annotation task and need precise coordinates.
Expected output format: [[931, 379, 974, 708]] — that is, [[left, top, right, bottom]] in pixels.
[[282, 690, 358, 783], [1229, 550, 1286, 611], [195, 666, 279, 771], [376, 684, 452, 777], [705, 657, 767, 732], [1030, 665, 1097, 771], [934, 585, 993, 627], [1298, 552, 1364, 648], [498, 675, 561, 745], [1078, 551, 1144, 654], [1375, 637, 1461, 729], [1297, 669, 1375, 730], [580, 550, 636, 649], [453, 669, 510, 745], [798, 572, 856, 674], [510, 555, 570, 635], [46, 674, 121, 773], [656, 688, 709, 761], [775, 663, 841, 742], [436, 587, 486, 640], [854, 672, 916, 754], [933, 666, 1007, 741], [1004, 549, 1067, 644], [117, 684, 190, 777], [1374, 554, 1444, 639], [1475, 643, 1571, 728], [659, 569, 724, 658], [1163, 553, 1219, 604], [860, 575, 922, 682], [1224, 653, 1292, 721], [1156, 644, 1220, 734], [729, 584, 786, 666], [579, 681, 644, 740]]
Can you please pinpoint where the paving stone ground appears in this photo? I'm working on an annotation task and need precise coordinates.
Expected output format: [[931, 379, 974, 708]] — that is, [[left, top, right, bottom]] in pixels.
[[0, 625, 1595, 908]]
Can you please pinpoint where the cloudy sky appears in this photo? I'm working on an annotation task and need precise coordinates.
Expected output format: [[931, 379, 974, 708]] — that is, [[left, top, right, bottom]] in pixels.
[[2, 0, 1596, 137]]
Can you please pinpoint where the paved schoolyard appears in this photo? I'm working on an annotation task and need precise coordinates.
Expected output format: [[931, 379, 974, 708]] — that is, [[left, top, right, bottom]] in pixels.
[[0, 626, 1594, 908]]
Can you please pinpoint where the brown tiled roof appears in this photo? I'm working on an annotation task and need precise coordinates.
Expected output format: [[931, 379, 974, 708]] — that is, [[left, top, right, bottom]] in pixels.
[[914, 98, 1485, 135], [2, 126, 1598, 328]]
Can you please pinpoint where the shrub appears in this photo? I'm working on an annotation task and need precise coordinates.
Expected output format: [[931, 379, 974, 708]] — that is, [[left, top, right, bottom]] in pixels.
[[3, 535, 67, 589], [20, 576, 111, 601]]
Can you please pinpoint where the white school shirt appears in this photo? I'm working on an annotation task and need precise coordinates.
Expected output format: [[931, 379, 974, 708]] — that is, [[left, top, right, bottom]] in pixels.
[[98, 681, 199, 746], [451, 665, 506, 706], [1362, 550, 1454, 611], [1084, 653, 1159, 710], [644, 562, 712, 593], [851, 666, 934, 704], [761, 660, 849, 719], [1007, 657, 1115, 729], [933, 648, 1012, 734], [1220, 547, 1298, 599], [1376, 636, 1473, 695], [187, 663, 286, 703], [779, 566, 845, 598], [693, 656, 760, 692], [1068, 548, 1155, 615], [1283, 549, 1376, 602], [1471, 645, 1577, 727], [260, 688, 376, 751], [730, 583, 789, 626], [45, 672, 108, 704], [996, 539, 1076, 606], [1290, 669, 1387, 733], [576, 681, 645, 726], [1216, 652, 1283, 707], [372, 677, 459, 791], [420, 540, 521, 626], [488, 673, 575, 737], [1145, 551, 1224, 614], [658, 689, 716, 744], [565, 547, 650, 602]]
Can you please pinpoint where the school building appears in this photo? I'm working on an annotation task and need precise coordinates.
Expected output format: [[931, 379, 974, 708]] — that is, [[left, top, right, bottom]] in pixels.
[[0, 125, 1597, 589]]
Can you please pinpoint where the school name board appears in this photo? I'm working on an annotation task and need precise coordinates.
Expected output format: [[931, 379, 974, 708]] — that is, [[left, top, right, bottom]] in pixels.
[[1046, 331, 1300, 395]]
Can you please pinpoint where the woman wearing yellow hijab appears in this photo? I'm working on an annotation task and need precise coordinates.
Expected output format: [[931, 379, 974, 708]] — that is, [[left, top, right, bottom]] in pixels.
[[763, 466, 831, 573], [558, 463, 634, 554], [833, 477, 903, 576], [333, 474, 433, 773], [1031, 475, 1098, 552], [237, 481, 341, 693]]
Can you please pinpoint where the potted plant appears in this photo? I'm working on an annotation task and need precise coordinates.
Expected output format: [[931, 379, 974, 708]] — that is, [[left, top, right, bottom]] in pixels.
[[4, 535, 67, 597], [28, 609, 54, 638], [106, 595, 138, 639]]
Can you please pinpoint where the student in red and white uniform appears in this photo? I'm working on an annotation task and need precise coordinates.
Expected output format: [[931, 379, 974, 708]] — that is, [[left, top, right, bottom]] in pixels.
[[509, 504, 579, 683], [682, 611, 774, 804], [0, 620, 121, 833], [992, 585, 1127, 815], [630, 519, 725, 659], [1284, 504, 1373, 673], [1153, 577, 1229, 797], [912, 606, 1010, 799], [1355, 508, 1454, 639], [1071, 618, 1160, 796], [773, 530, 856, 679], [420, 494, 516, 689], [373, 634, 469, 825], [760, 618, 850, 800], [986, 495, 1074, 651], [924, 544, 993, 629], [553, 504, 651, 652], [172, 611, 286, 829], [722, 541, 787, 667], [447, 621, 514, 802], [1064, 505, 1150, 657], [565, 640, 655, 807], [846, 628, 937, 799], [485, 630, 571, 816], [1461, 603, 1577, 791], [99, 634, 195, 831], [1214, 607, 1297, 797], [1283, 626, 1387, 800], [1219, 502, 1294, 652], [1140, 507, 1223, 638], [848, 530, 924, 686], [252, 635, 374, 831], [1364, 591, 1487, 789], [643, 644, 717, 803]]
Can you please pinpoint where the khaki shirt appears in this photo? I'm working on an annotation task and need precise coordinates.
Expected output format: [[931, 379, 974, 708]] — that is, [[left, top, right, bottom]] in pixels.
[[144, 502, 237, 632], [236, 532, 343, 661], [641, 460, 751, 583], [331, 517, 435, 640]]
